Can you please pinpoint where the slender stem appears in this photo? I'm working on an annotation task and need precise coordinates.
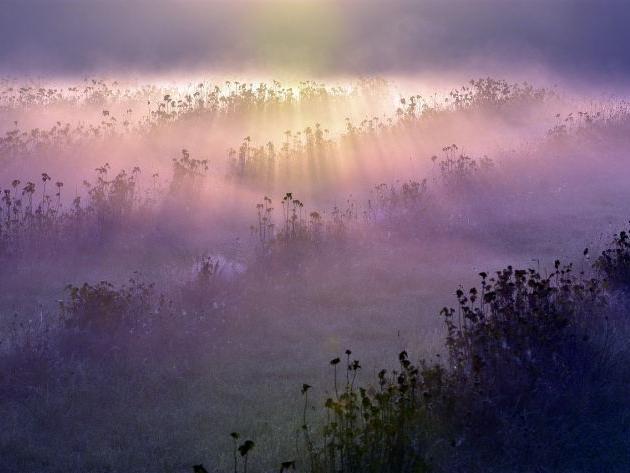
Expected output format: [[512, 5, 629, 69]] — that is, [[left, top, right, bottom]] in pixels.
[[233, 439, 237, 473]]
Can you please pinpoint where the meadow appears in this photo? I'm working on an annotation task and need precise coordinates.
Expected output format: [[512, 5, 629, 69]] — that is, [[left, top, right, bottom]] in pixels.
[[2, 76, 630, 473]]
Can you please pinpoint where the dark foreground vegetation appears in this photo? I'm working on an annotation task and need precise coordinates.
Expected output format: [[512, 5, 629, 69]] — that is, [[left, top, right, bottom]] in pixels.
[[3, 224, 630, 473], [210, 227, 630, 473]]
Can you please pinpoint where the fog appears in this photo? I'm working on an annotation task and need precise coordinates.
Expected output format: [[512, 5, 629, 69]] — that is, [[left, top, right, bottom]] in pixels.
[[2, 2, 630, 472], [2, 74, 630, 471], [2, 0, 630, 83]]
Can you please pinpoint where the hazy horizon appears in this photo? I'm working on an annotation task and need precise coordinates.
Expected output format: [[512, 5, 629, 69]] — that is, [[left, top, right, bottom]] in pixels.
[[1, 0, 630, 85]]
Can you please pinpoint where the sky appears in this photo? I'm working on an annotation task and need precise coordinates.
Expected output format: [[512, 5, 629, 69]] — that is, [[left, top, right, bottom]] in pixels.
[[1, 0, 630, 81]]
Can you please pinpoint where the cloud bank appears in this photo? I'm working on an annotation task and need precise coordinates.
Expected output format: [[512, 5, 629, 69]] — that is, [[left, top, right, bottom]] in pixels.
[[1, 0, 629, 81]]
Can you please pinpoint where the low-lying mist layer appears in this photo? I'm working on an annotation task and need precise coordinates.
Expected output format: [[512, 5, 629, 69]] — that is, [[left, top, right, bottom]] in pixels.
[[1, 76, 630, 472]]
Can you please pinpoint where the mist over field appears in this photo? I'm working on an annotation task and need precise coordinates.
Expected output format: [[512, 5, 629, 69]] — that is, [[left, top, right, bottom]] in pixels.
[[2, 2, 630, 473]]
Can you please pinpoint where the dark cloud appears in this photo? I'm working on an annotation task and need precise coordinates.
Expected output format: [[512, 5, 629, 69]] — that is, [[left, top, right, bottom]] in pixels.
[[1, 0, 629, 79]]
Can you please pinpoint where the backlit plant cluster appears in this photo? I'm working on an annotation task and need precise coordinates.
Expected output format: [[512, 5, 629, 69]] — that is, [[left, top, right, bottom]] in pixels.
[[0, 166, 148, 258], [225, 79, 535, 186], [250, 193, 354, 267], [0, 78, 390, 160]]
